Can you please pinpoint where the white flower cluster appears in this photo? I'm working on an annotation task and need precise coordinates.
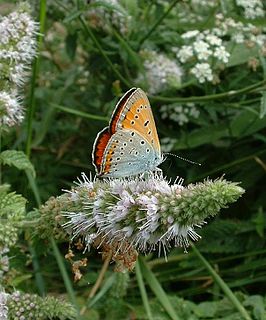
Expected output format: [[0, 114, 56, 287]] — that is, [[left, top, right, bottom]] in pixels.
[[88, 0, 131, 35], [0, 291, 8, 320], [160, 103, 200, 126], [160, 137, 177, 153], [175, 11, 266, 84], [0, 247, 9, 280], [64, 172, 203, 255], [215, 13, 266, 48], [0, 91, 23, 127], [63, 173, 244, 257], [0, 4, 37, 129], [0, 8, 38, 84], [236, 0, 265, 19], [174, 30, 230, 83], [176, 0, 218, 25], [139, 50, 183, 94]]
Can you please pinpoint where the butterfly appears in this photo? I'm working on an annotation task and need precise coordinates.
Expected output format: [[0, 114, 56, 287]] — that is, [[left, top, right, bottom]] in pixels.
[[92, 87, 163, 178]]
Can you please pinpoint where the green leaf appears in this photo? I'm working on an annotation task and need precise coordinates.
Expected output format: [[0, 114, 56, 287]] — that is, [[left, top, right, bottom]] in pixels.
[[230, 109, 266, 137], [0, 150, 36, 177], [194, 301, 218, 317], [66, 32, 78, 60], [0, 190, 27, 219], [227, 43, 259, 67], [174, 124, 229, 149], [243, 295, 265, 320], [252, 207, 265, 238]]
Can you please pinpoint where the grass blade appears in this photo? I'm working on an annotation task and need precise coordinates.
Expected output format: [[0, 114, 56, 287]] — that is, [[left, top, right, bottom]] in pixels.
[[192, 244, 252, 320], [139, 256, 180, 320], [78, 15, 132, 88], [135, 258, 153, 320], [137, 0, 179, 49], [50, 237, 80, 315]]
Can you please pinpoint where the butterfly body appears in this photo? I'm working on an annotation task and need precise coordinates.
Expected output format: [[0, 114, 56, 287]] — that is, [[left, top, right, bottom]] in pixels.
[[92, 88, 163, 178]]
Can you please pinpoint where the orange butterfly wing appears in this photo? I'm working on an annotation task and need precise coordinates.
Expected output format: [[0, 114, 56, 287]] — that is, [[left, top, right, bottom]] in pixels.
[[92, 88, 162, 177]]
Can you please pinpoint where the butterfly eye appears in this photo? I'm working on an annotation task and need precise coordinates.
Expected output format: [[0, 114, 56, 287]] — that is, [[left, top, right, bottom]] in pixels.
[[140, 140, 145, 145], [129, 139, 133, 142], [123, 142, 127, 146], [136, 109, 140, 113], [134, 115, 139, 119], [146, 148, 150, 153], [131, 132, 135, 136], [131, 120, 135, 125]]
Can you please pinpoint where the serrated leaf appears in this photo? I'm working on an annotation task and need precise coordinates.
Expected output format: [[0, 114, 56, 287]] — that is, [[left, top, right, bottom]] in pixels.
[[0, 150, 35, 177], [0, 190, 26, 220]]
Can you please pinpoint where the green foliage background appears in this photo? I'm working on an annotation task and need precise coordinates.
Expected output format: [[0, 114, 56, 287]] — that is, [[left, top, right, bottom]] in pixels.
[[1, 0, 266, 319]]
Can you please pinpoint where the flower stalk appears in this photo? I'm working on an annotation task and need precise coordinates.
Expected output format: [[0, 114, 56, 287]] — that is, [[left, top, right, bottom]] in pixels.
[[0, 2, 38, 130]]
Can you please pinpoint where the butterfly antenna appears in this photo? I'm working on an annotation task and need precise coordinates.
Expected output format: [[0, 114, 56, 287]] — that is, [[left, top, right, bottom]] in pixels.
[[164, 152, 201, 166]]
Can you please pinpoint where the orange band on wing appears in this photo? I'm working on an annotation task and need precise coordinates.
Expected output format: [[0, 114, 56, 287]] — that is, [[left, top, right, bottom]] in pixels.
[[93, 128, 111, 173], [110, 88, 136, 134]]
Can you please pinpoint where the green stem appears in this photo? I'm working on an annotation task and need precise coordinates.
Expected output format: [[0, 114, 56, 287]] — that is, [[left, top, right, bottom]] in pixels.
[[78, 16, 132, 88], [194, 148, 266, 181], [51, 103, 108, 122], [25, 169, 79, 313], [0, 218, 41, 228], [137, 0, 179, 50], [50, 238, 80, 315], [150, 79, 266, 103], [29, 245, 46, 296], [25, 0, 46, 158], [25, 166, 46, 296], [139, 256, 180, 320], [135, 259, 153, 320], [191, 244, 252, 320]]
